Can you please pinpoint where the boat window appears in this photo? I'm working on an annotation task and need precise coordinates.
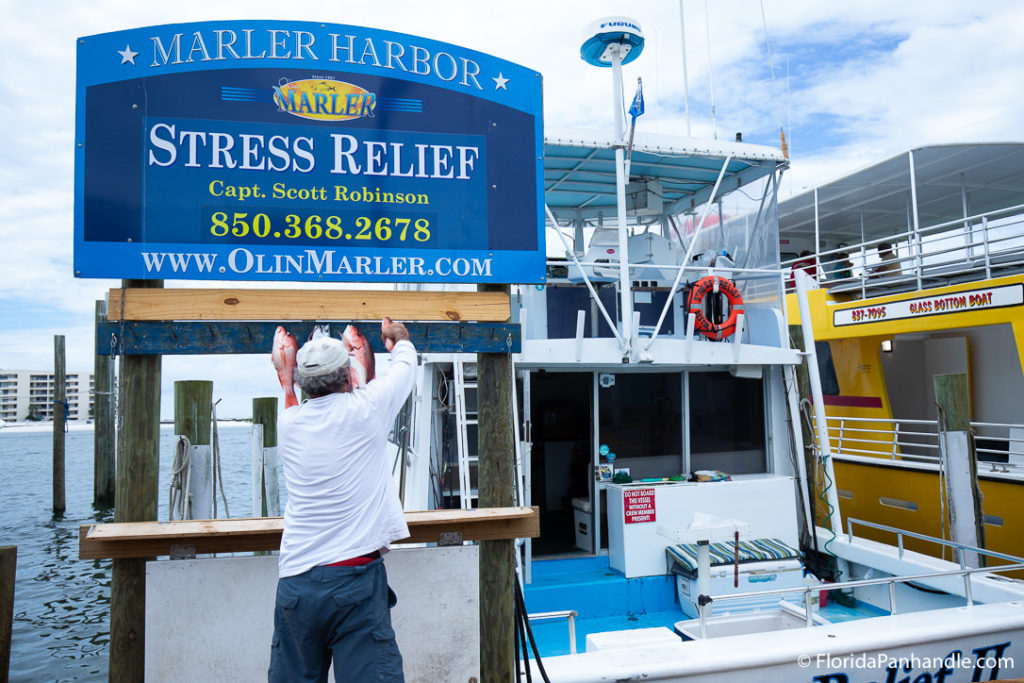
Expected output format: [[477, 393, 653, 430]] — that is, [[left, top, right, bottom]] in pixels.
[[815, 341, 840, 396], [688, 372, 767, 474], [597, 373, 682, 479], [545, 286, 618, 339]]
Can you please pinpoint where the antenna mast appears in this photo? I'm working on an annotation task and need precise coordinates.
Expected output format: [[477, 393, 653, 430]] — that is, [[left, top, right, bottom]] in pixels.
[[678, 0, 691, 136], [703, 0, 717, 139]]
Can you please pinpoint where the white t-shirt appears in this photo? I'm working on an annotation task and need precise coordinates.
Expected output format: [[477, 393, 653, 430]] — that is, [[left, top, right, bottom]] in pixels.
[[277, 339, 416, 578]]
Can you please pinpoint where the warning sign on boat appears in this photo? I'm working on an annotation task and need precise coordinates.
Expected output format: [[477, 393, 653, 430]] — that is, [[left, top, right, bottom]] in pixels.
[[624, 488, 656, 524]]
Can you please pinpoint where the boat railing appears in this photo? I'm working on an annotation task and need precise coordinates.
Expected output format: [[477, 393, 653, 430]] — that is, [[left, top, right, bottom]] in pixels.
[[702, 520, 1024, 633], [844, 516, 1024, 565], [820, 415, 1024, 474], [532, 256, 789, 346], [782, 202, 1024, 298], [526, 609, 578, 655], [544, 257, 786, 285]]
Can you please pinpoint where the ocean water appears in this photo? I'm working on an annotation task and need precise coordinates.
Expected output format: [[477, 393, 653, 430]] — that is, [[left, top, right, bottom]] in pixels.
[[1, 423, 267, 682]]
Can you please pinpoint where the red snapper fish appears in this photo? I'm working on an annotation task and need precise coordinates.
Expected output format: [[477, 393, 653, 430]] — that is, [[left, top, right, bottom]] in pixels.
[[341, 324, 375, 388], [271, 326, 300, 407]]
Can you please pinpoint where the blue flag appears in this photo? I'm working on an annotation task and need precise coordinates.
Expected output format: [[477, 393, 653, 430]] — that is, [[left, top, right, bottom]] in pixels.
[[628, 77, 645, 121]]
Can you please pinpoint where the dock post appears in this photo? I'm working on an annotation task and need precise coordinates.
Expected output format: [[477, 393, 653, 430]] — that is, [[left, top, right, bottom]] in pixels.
[[0, 545, 14, 683], [174, 381, 214, 520], [477, 283, 515, 681], [94, 300, 115, 506], [53, 335, 66, 515], [934, 372, 985, 567], [252, 397, 279, 517], [110, 279, 162, 682]]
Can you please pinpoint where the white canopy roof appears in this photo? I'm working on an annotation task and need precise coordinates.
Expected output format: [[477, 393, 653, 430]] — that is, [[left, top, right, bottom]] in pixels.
[[544, 128, 787, 221], [779, 143, 1024, 244]]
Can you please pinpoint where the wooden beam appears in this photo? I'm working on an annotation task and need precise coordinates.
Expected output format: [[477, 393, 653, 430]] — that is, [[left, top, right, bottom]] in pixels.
[[97, 321, 520, 355], [79, 507, 540, 560], [106, 288, 510, 322]]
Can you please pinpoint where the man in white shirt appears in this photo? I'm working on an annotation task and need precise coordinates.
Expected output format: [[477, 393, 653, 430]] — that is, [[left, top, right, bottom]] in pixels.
[[268, 317, 416, 683]]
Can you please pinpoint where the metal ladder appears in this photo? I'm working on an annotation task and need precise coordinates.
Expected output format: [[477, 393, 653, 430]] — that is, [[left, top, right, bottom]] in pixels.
[[452, 358, 479, 509], [453, 357, 533, 583]]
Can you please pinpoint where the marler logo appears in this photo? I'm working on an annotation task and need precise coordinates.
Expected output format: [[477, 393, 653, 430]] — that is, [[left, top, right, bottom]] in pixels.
[[272, 78, 376, 122]]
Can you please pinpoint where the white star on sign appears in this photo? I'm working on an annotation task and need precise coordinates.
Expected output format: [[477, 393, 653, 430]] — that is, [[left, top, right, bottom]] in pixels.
[[493, 73, 509, 90], [118, 45, 139, 66]]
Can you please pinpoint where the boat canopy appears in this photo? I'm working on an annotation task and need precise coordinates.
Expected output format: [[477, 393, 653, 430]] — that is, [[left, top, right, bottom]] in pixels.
[[779, 143, 1024, 244], [544, 129, 787, 221]]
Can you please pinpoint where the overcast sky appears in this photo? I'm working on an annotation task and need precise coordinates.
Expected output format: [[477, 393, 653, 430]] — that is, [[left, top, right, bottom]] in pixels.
[[2, 1, 1022, 418]]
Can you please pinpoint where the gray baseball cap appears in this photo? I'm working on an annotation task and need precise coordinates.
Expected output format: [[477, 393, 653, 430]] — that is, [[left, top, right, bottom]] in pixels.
[[295, 337, 350, 377]]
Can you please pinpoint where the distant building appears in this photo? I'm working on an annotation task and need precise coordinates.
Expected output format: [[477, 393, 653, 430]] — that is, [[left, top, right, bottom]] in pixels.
[[0, 370, 95, 422]]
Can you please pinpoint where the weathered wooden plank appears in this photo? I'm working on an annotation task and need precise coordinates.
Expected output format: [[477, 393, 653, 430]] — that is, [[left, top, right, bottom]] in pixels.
[[79, 508, 540, 560], [97, 321, 520, 355], [106, 288, 510, 322]]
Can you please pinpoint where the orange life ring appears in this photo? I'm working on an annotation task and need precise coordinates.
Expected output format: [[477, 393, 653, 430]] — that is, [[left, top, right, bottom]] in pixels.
[[687, 276, 744, 340]]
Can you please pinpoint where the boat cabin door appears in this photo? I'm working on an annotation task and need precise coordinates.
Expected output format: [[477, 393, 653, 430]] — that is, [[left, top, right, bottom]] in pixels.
[[524, 371, 594, 557]]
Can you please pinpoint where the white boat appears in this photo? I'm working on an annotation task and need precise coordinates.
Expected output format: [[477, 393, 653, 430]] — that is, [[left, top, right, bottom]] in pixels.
[[385, 23, 1024, 681], [392, 127, 1024, 680], [778, 143, 1024, 569]]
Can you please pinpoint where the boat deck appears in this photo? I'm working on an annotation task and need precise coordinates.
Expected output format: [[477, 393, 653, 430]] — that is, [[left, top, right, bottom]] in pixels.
[[523, 554, 892, 658], [524, 555, 681, 657]]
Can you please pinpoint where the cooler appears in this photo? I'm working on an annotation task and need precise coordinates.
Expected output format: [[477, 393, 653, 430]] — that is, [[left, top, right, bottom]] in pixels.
[[665, 538, 804, 618]]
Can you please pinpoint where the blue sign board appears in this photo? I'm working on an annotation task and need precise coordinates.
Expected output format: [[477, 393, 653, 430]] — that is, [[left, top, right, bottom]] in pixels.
[[74, 21, 545, 283]]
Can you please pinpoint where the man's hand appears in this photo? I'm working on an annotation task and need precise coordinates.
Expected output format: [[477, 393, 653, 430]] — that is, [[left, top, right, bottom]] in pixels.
[[272, 326, 300, 408], [381, 316, 411, 352]]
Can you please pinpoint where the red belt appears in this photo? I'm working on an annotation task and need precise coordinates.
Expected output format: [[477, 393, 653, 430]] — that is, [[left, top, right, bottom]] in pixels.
[[324, 550, 381, 567]]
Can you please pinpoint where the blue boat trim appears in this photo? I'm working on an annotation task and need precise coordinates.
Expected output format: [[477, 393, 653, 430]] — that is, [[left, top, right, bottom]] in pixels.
[[96, 321, 521, 355]]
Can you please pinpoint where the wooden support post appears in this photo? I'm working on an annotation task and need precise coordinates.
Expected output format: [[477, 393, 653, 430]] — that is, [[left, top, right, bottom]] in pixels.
[[477, 283, 515, 682], [110, 279, 162, 683], [94, 301, 115, 506], [53, 335, 66, 515], [934, 372, 986, 566], [0, 546, 14, 683], [252, 397, 278, 517], [174, 381, 214, 520]]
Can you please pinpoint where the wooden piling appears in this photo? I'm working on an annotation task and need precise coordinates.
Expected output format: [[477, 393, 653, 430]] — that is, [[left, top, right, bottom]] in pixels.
[[174, 381, 213, 446], [934, 373, 970, 432], [252, 398, 277, 517], [110, 279, 162, 683], [0, 545, 15, 683], [94, 300, 115, 506], [934, 372, 986, 564], [53, 335, 66, 515], [477, 283, 515, 682], [174, 381, 213, 520]]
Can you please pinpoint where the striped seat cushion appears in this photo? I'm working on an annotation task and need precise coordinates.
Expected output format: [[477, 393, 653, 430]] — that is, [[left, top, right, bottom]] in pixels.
[[666, 538, 801, 576]]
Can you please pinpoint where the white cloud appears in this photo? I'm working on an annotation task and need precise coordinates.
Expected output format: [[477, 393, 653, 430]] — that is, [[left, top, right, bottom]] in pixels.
[[2, 1, 1023, 413]]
